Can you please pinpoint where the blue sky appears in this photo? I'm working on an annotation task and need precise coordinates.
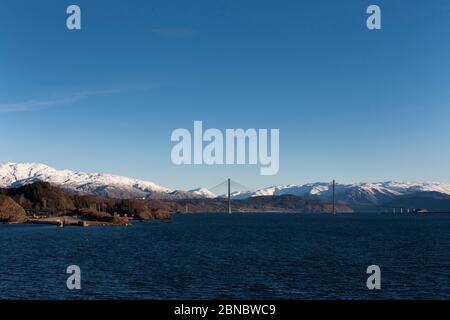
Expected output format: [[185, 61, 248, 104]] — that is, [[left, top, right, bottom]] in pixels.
[[1, 0, 450, 190]]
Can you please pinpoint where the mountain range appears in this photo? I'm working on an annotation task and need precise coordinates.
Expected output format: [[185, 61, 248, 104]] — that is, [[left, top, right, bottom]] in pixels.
[[0, 162, 172, 199], [1, 162, 450, 212]]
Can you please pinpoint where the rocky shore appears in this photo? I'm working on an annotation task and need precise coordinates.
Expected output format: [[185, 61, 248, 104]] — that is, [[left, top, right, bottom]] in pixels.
[[25, 215, 130, 227], [0, 195, 28, 224], [0, 181, 170, 226]]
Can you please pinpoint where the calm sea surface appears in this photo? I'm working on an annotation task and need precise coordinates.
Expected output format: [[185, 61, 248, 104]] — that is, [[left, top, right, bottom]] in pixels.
[[1, 213, 450, 300]]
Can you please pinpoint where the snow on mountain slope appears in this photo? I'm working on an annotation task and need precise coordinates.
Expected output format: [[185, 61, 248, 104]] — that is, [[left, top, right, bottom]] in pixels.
[[2, 162, 450, 205], [0, 162, 172, 198], [232, 181, 450, 208], [239, 181, 450, 198], [188, 188, 216, 198], [378, 181, 450, 196]]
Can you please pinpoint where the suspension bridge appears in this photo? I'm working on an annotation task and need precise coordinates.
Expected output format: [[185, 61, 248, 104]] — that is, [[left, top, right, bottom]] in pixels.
[[207, 179, 338, 214], [206, 179, 428, 214], [208, 179, 254, 214]]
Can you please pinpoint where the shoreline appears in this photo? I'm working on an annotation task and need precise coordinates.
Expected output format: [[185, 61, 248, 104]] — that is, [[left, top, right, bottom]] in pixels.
[[3, 210, 442, 228], [5, 216, 133, 227]]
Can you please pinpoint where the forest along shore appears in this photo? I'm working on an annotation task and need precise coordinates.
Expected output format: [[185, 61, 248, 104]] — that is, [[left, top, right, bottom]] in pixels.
[[0, 181, 353, 227], [0, 181, 170, 227]]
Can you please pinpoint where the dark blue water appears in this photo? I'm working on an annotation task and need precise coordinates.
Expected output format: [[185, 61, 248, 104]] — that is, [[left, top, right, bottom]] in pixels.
[[1, 213, 450, 300]]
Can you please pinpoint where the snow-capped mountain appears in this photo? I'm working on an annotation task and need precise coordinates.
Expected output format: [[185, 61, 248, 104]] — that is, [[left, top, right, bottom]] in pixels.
[[229, 181, 450, 211], [0, 162, 173, 198], [188, 188, 217, 198], [250, 181, 450, 198], [1, 162, 450, 210]]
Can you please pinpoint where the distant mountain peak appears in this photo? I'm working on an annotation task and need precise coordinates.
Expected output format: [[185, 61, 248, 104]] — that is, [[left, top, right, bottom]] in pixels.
[[188, 187, 216, 198], [0, 162, 172, 198]]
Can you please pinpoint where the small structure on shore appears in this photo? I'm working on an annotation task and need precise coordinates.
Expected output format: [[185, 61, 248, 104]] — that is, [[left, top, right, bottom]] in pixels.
[[78, 221, 89, 227]]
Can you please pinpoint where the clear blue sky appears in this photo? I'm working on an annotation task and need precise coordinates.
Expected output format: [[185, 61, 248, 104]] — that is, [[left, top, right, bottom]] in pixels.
[[1, 0, 449, 190]]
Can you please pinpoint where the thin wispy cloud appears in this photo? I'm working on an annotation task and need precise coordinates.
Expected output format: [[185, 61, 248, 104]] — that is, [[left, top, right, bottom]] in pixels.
[[148, 27, 196, 38], [0, 84, 160, 113], [0, 99, 64, 113]]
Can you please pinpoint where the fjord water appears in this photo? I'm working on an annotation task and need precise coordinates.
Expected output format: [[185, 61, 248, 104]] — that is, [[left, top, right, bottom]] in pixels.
[[1, 213, 450, 300]]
